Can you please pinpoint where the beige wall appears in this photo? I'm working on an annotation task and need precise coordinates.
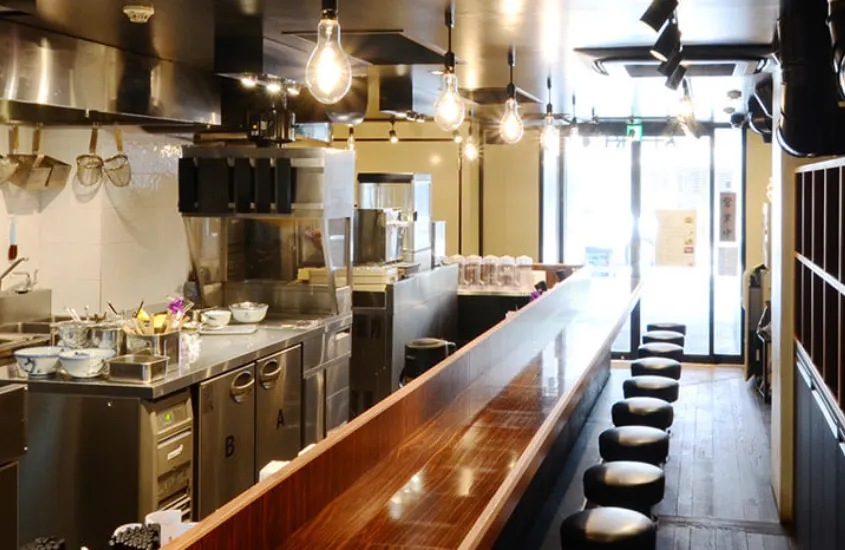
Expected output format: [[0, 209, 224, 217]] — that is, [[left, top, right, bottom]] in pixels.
[[481, 129, 541, 258], [746, 132, 773, 271]]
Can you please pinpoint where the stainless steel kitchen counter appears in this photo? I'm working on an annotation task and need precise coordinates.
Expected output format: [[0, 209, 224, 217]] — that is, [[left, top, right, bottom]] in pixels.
[[0, 314, 351, 400]]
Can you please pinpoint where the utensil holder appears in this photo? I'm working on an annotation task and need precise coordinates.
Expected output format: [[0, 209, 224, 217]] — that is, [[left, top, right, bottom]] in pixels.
[[125, 331, 182, 369]]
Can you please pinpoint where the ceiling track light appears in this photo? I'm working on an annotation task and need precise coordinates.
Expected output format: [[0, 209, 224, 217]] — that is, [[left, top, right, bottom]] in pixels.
[[389, 120, 399, 143], [650, 18, 680, 63], [665, 64, 687, 90], [540, 75, 560, 156], [640, 0, 679, 32], [658, 46, 683, 77], [500, 46, 524, 145], [305, 0, 352, 104], [434, 1, 466, 132]]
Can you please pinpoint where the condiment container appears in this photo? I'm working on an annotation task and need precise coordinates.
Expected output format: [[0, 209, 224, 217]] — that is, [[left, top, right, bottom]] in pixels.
[[499, 255, 516, 288], [90, 322, 126, 356], [109, 354, 169, 384], [126, 331, 182, 368], [464, 255, 482, 287], [52, 320, 92, 349], [481, 255, 500, 287]]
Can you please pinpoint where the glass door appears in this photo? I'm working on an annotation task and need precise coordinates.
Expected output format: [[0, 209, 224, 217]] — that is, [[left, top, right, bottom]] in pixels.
[[561, 127, 746, 363]]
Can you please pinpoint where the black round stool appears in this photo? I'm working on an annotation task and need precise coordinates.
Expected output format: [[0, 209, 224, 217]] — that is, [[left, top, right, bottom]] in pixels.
[[631, 357, 682, 380], [646, 322, 687, 335], [583, 461, 666, 515], [641, 330, 684, 347], [623, 376, 680, 403], [637, 342, 683, 362], [612, 397, 674, 431], [599, 426, 670, 466], [559, 507, 656, 549]]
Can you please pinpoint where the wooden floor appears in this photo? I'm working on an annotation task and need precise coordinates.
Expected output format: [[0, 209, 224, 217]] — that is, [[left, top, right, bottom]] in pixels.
[[527, 365, 796, 550]]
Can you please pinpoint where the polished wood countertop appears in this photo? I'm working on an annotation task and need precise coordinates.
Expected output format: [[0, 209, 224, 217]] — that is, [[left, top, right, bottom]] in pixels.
[[168, 269, 641, 550]]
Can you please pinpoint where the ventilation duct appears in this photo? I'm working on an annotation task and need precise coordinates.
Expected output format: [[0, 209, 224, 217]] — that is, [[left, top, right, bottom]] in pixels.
[[776, 0, 845, 156]]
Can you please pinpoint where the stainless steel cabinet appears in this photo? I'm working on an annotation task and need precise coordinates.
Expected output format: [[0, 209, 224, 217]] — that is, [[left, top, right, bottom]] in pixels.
[[196, 364, 256, 519], [303, 371, 325, 447], [255, 346, 302, 480]]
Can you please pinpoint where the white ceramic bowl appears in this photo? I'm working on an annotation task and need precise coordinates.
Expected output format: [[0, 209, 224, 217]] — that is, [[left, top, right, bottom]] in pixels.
[[14, 346, 64, 377], [59, 348, 116, 378], [201, 309, 232, 328], [229, 302, 268, 323]]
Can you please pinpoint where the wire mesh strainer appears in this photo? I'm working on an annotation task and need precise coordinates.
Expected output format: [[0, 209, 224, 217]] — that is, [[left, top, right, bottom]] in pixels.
[[75, 126, 104, 186], [104, 127, 131, 187]]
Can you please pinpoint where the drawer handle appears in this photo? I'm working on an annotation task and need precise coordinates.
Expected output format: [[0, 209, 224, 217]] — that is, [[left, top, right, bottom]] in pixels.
[[167, 444, 184, 462], [259, 360, 282, 389], [230, 371, 255, 403]]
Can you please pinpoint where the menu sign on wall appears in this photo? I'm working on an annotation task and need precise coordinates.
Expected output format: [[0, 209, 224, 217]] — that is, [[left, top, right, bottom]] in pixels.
[[655, 210, 697, 267], [719, 192, 737, 243]]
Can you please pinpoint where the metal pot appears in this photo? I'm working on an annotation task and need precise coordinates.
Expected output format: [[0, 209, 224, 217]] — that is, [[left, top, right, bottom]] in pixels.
[[90, 323, 126, 355]]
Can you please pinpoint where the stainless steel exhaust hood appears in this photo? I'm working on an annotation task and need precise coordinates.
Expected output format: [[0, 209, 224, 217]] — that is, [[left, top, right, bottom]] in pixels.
[[0, 21, 220, 125]]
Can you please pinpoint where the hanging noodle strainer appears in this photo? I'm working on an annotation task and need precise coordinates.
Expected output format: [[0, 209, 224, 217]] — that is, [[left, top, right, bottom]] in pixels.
[[104, 127, 131, 187], [75, 126, 104, 187]]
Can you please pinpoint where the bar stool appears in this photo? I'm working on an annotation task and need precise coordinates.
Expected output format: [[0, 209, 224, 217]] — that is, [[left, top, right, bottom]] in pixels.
[[646, 322, 687, 335], [641, 330, 684, 347], [612, 397, 674, 431], [631, 357, 682, 380], [623, 376, 680, 403], [599, 426, 670, 466], [583, 461, 666, 516], [559, 507, 656, 549], [637, 342, 683, 362]]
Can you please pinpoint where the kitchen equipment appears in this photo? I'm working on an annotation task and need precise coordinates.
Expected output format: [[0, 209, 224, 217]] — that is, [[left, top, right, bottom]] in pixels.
[[0, 127, 20, 184], [8, 126, 52, 189], [201, 309, 231, 328], [196, 364, 256, 519], [199, 324, 258, 336], [104, 128, 132, 187], [52, 320, 91, 349], [108, 354, 169, 384], [401, 338, 455, 385], [59, 348, 115, 378], [0, 384, 26, 550], [14, 346, 63, 377], [229, 302, 268, 323], [481, 255, 500, 287], [75, 126, 104, 187], [353, 209, 403, 265], [126, 331, 182, 367], [255, 346, 302, 480], [90, 322, 126, 355], [357, 173, 433, 268]]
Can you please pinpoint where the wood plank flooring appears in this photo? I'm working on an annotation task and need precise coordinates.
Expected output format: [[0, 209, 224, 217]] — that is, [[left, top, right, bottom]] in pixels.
[[527, 365, 795, 550]]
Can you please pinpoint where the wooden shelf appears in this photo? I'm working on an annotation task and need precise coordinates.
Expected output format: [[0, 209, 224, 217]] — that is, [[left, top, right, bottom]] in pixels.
[[795, 160, 845, 412]]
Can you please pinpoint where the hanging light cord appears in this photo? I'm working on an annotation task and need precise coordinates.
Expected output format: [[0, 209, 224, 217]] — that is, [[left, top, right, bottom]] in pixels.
[[546, 76, 553, 116], [507, 46, 516, 99], [444, 2, 456, 72]]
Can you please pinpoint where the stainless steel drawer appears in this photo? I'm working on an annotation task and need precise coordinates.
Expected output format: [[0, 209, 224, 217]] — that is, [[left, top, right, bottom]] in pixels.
[[255, 346, 302, 479], [326, 388, 350, 433], [325, 356, 350, 397]]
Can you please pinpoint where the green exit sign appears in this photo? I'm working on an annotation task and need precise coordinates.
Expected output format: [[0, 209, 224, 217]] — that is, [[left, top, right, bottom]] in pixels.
[[626, 121, 643, 142]]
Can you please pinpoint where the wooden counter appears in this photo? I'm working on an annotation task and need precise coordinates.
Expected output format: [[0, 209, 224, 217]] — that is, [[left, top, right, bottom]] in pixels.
[[167, 268, 641, 550]]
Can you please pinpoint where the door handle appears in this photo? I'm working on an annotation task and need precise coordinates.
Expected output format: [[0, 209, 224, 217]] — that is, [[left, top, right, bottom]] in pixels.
[[259, 360, 282, 389], [230, 370, 255, 403]]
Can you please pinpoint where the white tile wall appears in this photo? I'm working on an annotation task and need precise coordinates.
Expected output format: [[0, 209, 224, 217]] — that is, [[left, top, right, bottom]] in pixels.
[[0, 126, 190, 315]]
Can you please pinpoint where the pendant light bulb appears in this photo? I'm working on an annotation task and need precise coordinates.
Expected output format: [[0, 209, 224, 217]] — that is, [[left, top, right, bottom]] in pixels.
[[305, 1, 352, 105], [541, 115, 560, 156], [501, 98, 524, 144], [464, 138, 478, 161], [241, 76, 257, 88], [389, 121, 399, 144], [452, 130, 463, 144], [434, 73, 466, 131]]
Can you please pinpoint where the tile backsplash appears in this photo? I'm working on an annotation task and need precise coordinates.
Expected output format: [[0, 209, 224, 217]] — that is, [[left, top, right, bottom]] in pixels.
[[0, 127, 190, 315]]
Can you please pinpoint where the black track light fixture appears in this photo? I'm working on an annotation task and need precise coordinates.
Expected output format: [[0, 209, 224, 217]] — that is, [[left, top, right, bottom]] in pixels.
[[665, 64, 687, 91], [658, 47, 683, 77], [640, 0, 679, 33], [650, 20, 681, 62]]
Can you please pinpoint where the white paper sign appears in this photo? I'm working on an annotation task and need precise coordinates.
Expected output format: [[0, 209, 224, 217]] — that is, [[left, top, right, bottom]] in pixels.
[[718, 247, 739, 276], [655, 210, 697, 267], [719, 192, 737, 243]]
